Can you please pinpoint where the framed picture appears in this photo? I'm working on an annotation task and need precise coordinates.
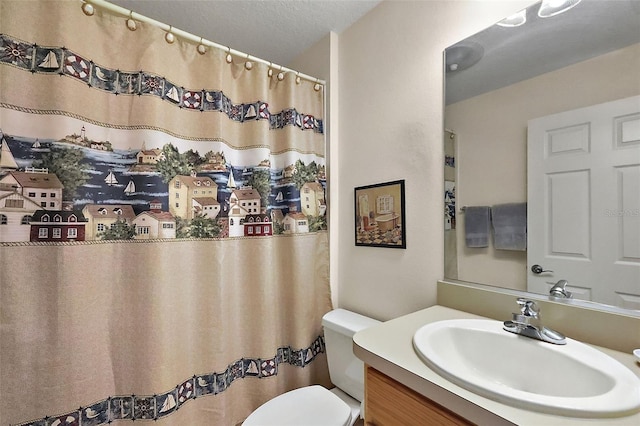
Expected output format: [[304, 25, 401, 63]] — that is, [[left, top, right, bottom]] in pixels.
[[354, 179, 406, 248]]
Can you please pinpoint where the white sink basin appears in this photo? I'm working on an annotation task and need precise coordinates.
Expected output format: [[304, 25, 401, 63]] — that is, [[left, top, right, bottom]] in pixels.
[[413, 319, 640, 418]]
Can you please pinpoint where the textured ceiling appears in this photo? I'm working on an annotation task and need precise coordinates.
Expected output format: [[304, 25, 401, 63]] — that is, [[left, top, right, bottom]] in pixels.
[[107, 0, 381, 67]]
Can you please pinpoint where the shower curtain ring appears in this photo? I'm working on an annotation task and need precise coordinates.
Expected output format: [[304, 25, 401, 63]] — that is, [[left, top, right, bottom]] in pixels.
[[277, 65, 285, 81], [197, 37, 207, 55], [245, 54, 253, 70], [165, 26, 175, 43], [81, 2, 95, 16], [226, 47, 233, 63], [126, 11, 137, 31], [314, 79, 322, 92], [267, 62, 274, 77], [295, 71, 301, 85]]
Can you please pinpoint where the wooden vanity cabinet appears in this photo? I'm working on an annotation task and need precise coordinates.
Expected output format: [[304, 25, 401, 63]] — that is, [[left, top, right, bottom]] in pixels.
[[364, 365, 474, 426]]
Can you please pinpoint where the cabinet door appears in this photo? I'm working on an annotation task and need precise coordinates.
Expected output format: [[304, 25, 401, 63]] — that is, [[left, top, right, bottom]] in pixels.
[[364, 366, 473, 426]]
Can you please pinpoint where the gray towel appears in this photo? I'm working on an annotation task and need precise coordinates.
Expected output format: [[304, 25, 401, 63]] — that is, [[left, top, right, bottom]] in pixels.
[[464, 206, 490, 248], [491, 203, 527, 251]]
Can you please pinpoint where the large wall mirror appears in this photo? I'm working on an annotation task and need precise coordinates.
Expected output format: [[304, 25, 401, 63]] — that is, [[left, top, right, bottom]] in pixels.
[[444, 0, 640, 314]]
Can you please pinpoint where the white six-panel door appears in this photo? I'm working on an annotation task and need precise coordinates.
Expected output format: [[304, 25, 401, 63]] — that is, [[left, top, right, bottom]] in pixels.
[[528, 95, 640, 310]]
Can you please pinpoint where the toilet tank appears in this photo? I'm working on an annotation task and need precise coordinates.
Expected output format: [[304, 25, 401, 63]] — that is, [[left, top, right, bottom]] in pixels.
[[322, 309, 380, 402]]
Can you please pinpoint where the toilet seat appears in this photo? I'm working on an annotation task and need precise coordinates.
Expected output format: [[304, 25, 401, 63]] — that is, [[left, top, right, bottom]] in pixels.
[[242, 385, 352, 426]]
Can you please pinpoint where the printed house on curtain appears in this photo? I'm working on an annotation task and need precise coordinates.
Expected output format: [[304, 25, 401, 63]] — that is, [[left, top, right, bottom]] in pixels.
[[228, 187, 263, 237], [29, 210, 88, 242], [0, 168, 66, 242], [82, 204, 137, 240], [301, 182, 326, 217], [133, 201, 177, 239], [0, 169, 64, 209], [169, 174, 220, 220]]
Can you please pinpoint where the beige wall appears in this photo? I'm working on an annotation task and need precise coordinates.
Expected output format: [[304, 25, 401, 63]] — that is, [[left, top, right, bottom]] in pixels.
[[333, 0, 533, 320], [446, 42, 640, 290]]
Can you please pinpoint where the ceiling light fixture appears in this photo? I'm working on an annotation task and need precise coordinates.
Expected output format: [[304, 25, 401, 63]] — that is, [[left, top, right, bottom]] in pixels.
[[445, 42, 484, 73], [538, 0, 582, 18], [496, 9, 527, 27]]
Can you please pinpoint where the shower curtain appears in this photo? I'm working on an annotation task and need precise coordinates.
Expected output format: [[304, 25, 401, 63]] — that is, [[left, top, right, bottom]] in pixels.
[[0, 1, 331, 425]]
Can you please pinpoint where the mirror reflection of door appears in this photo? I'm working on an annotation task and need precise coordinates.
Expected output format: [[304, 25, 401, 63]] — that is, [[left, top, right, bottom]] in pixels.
[[445, 129, 458, 279], [528, 95, 640, 309]]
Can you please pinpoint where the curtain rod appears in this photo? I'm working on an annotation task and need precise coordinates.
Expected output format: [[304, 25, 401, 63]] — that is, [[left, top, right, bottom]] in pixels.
[[83, 0, 326, 86]]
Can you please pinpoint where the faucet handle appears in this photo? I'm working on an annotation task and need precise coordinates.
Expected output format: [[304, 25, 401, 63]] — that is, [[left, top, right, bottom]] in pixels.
[[549, 280, 572, 299], [516, 298, 539, 318]]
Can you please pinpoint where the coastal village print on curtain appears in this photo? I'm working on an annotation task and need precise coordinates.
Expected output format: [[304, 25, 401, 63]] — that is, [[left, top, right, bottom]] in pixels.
[[0, 1, 332, 425], [0, 122, 326, 243]]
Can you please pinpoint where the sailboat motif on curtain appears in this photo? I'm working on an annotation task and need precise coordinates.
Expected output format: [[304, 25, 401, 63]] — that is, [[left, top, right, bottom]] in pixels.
[[39, 50, 59, 69], [104, 170, 118, 186], [0, 134, 19, 170], [124, 179, 135, 195], [227, 169, 237, 189]]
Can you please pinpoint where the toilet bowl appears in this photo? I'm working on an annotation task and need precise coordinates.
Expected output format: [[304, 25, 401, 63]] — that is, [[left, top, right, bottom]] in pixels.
[[242, 309, 380, 426]]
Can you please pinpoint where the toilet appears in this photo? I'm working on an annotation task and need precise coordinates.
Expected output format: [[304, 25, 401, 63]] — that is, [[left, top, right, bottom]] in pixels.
[[242, 309, 380, 426]]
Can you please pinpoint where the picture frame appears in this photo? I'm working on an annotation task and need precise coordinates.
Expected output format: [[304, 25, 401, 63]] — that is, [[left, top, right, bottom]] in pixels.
[[354, 179, 406, 249]]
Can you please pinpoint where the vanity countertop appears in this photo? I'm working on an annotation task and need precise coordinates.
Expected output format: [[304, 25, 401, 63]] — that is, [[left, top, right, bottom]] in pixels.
[[353, 305, 640, 426]]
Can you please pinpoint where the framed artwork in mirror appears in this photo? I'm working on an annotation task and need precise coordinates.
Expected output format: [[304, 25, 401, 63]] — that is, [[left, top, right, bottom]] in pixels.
[[354, 179, 406, 249]]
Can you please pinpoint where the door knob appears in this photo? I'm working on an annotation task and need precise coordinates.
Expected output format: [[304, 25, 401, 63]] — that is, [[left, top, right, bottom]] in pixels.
[[531, 264, 553, 274]]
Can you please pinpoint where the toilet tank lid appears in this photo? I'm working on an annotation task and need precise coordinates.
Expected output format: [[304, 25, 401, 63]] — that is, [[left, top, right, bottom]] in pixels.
[[322, 309, 380, 337]]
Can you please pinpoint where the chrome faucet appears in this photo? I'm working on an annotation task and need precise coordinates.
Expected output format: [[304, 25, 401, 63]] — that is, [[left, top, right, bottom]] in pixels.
[[549, 280, 572, 299], [503, 298, 566, 345]]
